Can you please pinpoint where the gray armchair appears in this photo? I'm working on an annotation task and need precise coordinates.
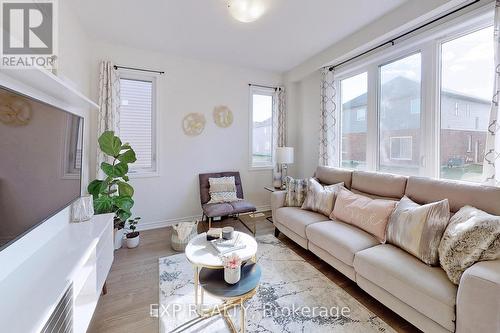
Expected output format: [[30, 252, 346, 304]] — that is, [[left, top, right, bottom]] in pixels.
[[199, 171, 256, 233]]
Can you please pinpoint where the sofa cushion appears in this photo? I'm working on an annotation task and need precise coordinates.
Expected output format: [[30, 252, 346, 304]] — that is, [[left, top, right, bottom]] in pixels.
[[331, 188, 396, 242], [306, 220, 379, 266], [315, 166, 352, 188], [351, 170, 407, 199], [387, 196, 450, 266], [301, 179, 344, 216], [284, 177, 308, 207], [354, 244, 457, 332], [275, 207, 328, 238], [405, 176, 500, 215]]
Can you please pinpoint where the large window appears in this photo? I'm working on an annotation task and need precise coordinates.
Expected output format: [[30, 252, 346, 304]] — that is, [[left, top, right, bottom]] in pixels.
[[439, 26, 494, 182], [119, 75, 157, 175], [250, 87, 274, 168], [334, 6, 494, 183], [379, 53, 421, 175], [340, 72, 367, 170]]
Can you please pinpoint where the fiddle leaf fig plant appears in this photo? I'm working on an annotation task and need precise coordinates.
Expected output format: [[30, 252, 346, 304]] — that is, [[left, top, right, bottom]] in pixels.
[[88, 131, 137, 225]]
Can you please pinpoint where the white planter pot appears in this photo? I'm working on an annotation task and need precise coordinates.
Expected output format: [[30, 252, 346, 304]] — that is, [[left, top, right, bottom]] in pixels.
[[224, 267, 241, 284], [114, 228, 124, 250], [126, 234, 140, 248]]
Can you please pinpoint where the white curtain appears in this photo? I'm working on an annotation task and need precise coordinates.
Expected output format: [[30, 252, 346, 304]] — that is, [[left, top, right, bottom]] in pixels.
[[484, 1, 500, 186], [272, 87, 286, 187], [96, 61, 121, 177], [318, 67, 338, 167]]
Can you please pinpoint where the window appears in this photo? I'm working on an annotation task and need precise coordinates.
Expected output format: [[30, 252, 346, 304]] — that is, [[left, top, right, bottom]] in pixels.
[[119, 75, 157, 174], [410, 98, 420, 114], [334, 6, 493, 183], [63, 115, 83, 178], [379, 53, 421, 175], [250, 87, 274, 168], [440, 26, 493, 182], [390, 136, 413, 160], [340, 72, 368, 170]]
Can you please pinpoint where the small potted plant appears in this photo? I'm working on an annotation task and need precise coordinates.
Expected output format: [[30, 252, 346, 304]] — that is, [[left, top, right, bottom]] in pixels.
[[125, 217, 141, 248], [222, 253, 242, 284]]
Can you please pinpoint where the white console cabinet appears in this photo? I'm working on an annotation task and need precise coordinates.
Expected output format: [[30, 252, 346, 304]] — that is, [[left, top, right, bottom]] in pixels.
[[0, 213, 114, 333]]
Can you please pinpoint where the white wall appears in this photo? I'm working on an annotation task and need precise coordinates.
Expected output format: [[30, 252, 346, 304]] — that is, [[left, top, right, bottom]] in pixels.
[[286, 0, 470, 82], [88, 41, 283, 228], [58, 0, 92, 186]]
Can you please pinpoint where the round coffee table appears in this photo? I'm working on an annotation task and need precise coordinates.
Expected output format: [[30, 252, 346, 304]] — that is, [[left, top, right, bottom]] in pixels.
[[185, 232, 258, 307], [199, 263, 261, 333]]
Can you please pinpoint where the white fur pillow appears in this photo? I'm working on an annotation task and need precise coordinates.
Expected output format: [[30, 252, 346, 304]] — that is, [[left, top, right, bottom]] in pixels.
[[438, 206, 500, 284]]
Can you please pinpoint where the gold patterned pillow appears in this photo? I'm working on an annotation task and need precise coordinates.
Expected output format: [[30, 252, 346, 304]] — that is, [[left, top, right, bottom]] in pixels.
[[301, 178, 344, 216], [387, 196, 450, 266], [284, 176, 308, 207]]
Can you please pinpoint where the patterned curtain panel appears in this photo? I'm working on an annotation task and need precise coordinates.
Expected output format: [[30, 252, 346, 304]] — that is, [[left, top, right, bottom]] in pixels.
[[318, 68, 338, 167], [96, 61, 121, 177], [484, 2, 500, 186], [272, 87, 286, 187]]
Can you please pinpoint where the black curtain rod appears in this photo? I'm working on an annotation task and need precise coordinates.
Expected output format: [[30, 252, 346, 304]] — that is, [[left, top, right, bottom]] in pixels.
[[328, 0, 480, 71], [248, 83, 281, 91], [114, 65, 165, 75]]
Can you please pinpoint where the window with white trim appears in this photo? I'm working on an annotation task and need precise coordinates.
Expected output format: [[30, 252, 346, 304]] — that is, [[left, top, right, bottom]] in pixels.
[[250, 86, 274, 169], [334, 5, 494, 183], [119, 74, 157, 175], [390, 136, 413, 160]]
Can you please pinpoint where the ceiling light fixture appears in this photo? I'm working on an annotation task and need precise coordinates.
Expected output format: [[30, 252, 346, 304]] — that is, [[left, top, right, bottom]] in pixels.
[[227, 0, 267, 23]]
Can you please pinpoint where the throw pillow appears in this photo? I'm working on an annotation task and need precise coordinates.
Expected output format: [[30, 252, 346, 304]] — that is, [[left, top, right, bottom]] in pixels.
[[438, 206, 500, 285], [284, 176, 308, 207], [386, 196, 450, 266], [209, 176, 237, 193], [207, 176, 239, 204], [301, 178, 344, 216], [331, 188, 397, 243]]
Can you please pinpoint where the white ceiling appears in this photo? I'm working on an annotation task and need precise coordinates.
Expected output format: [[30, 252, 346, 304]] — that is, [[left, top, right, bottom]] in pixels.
[[69, 0, 407, 72]]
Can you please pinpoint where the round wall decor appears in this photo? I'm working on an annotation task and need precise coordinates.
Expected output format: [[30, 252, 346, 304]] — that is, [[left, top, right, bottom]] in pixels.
[[213, 105, 233, 128], [182, 113, 206, 136], [0, 97, 32, 126]]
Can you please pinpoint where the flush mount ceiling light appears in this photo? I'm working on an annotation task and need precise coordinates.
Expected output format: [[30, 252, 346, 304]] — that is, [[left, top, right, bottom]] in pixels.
[[227, 0, 267, 23]]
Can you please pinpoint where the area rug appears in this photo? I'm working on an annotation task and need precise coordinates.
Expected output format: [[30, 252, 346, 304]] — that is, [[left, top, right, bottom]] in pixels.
[[159, 235, 395, 333]]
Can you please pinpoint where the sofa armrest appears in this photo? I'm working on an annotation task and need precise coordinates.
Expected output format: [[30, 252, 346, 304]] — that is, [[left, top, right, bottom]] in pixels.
[[271, 191, 286, 221], [456, 259, 500, 333]]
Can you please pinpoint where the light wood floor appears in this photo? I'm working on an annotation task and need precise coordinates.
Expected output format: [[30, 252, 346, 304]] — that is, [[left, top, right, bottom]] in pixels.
[[89, 213, 421, 333]]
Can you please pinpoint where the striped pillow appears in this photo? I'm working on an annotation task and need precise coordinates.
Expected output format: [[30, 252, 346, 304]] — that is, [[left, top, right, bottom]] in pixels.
[[207, 177, 239, 204], [301, 178, 344, 216], [284, 177, 308, 207]]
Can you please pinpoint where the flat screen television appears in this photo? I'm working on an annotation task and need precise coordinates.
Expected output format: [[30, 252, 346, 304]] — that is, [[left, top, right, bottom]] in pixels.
[[0, 85, 83, 250]]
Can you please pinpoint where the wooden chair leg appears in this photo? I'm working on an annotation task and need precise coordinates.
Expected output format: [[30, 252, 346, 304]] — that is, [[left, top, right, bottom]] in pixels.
[[102, 282, 108, 295], [274, 228, 280, 237]]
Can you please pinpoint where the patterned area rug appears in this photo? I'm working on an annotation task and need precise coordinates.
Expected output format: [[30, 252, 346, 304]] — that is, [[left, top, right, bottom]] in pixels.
[[159, 235, 395, 333]]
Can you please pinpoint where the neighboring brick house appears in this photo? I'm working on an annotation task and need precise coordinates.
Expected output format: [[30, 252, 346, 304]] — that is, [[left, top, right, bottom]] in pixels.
[[253, 117, 272, 158], [341, 76, 490, 171]]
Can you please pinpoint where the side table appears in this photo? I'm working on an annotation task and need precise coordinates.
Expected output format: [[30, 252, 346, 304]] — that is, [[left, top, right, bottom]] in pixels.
[[264, 186, 282, 223]]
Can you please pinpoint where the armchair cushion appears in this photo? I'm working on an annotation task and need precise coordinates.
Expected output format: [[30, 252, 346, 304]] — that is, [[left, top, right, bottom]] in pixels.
[[230, 200, 256, 214], [202, 203, 234, 218]]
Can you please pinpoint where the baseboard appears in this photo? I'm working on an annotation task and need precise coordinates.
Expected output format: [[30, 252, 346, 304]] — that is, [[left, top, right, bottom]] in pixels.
[[137, 205, 271, 231], [137, 214, 202, 231]]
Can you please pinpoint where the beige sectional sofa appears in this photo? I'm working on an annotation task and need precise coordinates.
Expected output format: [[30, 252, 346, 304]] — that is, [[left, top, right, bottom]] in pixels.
[[271, 166, 500, 333]]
